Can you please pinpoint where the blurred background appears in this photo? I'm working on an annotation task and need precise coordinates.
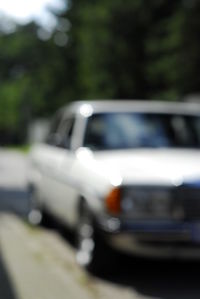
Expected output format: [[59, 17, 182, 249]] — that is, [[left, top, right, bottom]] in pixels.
[[0, 0, 200, 145], [1, 2, 200, 299]]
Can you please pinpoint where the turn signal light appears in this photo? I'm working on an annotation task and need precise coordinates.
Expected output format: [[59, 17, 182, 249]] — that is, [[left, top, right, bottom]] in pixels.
[[105, 187, 121, 215]]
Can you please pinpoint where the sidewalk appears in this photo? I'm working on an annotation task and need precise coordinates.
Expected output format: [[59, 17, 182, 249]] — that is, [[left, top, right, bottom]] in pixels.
[[0, 214, 140, 299]]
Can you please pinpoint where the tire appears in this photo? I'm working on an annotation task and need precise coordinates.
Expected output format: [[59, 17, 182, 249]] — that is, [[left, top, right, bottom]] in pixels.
[[76, 202, 113, 274], [27, 187, 43, 225]]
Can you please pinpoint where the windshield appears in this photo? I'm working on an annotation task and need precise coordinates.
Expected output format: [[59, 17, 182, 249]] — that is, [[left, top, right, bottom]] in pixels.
[[83, 112, 200, 150]]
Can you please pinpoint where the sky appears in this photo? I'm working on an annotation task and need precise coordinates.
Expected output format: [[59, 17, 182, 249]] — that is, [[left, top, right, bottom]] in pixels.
[[0, 0, 66, 30]]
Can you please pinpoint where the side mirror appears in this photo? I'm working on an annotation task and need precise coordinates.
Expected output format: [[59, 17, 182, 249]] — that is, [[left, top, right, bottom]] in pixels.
[[46, 133, 62, 146], [46, 133, 70, 149]]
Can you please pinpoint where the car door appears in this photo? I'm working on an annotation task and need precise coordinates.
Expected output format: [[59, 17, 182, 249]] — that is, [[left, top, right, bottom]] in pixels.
[[39, 109, 67, 212], [48, 114, 80, 225]]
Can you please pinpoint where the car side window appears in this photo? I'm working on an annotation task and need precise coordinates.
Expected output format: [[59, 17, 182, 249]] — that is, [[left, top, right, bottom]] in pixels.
[[46, 110, 64, 146], [57, 116, 75, 149]]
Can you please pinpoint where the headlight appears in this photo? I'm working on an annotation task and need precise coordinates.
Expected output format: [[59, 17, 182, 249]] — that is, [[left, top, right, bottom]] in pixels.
[[105, 187, 172, 219], [121, 188, 172, 219]]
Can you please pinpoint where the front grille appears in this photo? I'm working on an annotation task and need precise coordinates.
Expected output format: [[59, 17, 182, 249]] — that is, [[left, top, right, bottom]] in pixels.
[[174, 187, 200, 220]]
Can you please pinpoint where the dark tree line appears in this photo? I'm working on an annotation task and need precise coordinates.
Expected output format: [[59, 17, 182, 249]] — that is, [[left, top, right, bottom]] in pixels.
[[0, 0, 200, 143]]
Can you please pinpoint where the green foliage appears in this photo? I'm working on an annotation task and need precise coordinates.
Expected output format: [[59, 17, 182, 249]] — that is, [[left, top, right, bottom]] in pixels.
[[64, 0, 188, 100]]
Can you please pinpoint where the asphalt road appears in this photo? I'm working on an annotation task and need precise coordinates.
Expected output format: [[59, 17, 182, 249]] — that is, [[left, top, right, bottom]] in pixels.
[[0, 150, 200, 299]]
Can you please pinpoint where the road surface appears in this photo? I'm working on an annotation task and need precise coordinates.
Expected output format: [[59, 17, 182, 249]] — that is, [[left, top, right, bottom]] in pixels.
[[0, 149, 200, 299]]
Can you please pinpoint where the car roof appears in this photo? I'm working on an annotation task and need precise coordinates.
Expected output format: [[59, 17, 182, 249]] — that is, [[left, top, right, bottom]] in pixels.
[[62, 100, 200, 116], [60, 100, 200, 115]]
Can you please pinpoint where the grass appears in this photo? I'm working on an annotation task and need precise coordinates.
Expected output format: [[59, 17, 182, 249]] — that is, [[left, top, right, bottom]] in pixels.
[[5, 144, 31, 153]]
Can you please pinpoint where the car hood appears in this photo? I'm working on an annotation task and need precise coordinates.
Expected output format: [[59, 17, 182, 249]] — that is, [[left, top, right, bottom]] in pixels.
[[92, 149, 200, 186]]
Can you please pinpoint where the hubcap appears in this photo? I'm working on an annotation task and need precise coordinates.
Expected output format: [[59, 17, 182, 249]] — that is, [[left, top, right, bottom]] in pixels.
[[76, 215, 95, 267], [28, 189, 42, 225]]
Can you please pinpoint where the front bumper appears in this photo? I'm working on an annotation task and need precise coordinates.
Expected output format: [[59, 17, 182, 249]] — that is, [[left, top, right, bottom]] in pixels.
[[97, 217, 200, 258]]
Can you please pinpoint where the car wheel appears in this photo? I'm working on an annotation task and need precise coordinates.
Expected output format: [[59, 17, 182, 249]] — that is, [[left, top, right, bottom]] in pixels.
[[27, 187, 43, 225], [76, 203, 108, 273]]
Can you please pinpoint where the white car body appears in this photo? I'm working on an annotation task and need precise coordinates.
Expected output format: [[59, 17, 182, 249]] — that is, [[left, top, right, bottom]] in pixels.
[[28, 101, 200, 265]]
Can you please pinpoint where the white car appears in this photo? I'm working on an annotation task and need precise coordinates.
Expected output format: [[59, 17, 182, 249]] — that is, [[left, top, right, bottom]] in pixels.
[[28, 100, 200, 271]]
